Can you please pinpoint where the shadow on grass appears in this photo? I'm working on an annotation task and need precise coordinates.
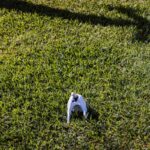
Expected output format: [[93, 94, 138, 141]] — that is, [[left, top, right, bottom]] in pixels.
[[0, 0, 149, 42], [107, 5, 150, 43], [87, 105, 99, 121]]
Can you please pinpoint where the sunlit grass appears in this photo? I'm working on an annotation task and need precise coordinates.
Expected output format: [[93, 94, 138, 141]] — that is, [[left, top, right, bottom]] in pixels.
[[0, 0, 150, 149]]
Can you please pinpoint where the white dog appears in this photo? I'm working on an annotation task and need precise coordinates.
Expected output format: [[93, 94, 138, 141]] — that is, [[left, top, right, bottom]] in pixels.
[[67, 92, 88, 123]]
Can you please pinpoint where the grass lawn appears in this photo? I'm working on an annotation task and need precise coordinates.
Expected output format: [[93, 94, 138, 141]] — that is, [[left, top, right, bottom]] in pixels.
[[0, 0, 150, 149]]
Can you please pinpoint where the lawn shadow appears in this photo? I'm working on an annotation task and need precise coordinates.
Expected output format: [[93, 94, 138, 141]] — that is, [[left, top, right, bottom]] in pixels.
[[0, 0, 149, 42], [87, 105, 99, 121], [107, 5, 150, 43]]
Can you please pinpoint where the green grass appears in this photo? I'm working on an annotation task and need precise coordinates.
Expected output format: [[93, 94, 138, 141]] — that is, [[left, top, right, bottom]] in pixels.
[[0, 0, 150, 149]]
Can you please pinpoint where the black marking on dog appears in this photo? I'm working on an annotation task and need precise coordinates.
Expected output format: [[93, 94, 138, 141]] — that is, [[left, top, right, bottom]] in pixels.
[[72, 95, 78, 102]]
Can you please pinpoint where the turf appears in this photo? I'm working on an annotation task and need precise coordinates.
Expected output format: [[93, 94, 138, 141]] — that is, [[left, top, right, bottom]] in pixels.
[[0, 0, 150, 149]]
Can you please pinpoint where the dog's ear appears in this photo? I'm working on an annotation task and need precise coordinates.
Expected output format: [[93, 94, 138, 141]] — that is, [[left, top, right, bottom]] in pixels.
[[71, 92, 75, 96]]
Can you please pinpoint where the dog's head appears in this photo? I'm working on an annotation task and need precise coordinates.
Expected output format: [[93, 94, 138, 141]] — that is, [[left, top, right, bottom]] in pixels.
[[71, 92, 78, 102]]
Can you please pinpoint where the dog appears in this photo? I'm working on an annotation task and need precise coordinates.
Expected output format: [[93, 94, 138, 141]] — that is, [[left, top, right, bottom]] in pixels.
[[67, 92, 88, 123]]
